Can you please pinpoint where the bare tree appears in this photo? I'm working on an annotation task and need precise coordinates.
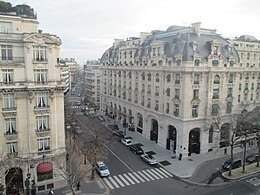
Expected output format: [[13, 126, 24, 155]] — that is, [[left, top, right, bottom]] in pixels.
[[79, 126, 109, 179], [54, 139, 92, 195]]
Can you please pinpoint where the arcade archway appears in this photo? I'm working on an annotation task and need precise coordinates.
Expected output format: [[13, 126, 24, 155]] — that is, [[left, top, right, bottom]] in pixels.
[[188, 128, 200, 155], [150, 119, 158, 143], [166, 125, 177, 153]]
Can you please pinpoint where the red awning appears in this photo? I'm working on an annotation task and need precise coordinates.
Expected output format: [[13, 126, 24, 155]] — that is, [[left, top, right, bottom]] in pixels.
[[37, 162, 53, 173]]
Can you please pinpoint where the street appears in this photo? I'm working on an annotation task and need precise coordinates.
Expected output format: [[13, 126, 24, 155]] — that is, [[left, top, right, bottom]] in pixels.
[[65, 84, 260, 195]]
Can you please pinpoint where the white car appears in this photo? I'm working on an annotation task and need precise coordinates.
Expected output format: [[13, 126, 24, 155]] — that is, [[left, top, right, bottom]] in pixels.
[[141, 154, 158, 165], [96, 161, 110, 177], [121, 138, 132, 146]]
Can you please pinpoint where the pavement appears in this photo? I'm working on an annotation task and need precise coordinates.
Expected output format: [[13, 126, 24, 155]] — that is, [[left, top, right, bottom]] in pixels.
[[44, 110, 259, 194]]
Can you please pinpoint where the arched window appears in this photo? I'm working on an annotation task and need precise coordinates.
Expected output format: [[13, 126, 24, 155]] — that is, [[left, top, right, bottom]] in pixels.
[[141, 72, 145, 80], [213, 75, 220, 84]]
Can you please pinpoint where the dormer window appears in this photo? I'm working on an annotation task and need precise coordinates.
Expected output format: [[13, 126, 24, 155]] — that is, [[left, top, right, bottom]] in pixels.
[[194, 59, 200, 66], [176, 59, 181, 66], [213, 46, 218, 55]]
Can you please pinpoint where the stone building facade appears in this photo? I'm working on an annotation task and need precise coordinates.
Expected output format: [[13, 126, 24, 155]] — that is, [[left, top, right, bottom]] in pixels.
[[0, 4, 66, 194], [100, 22, 260, 158]]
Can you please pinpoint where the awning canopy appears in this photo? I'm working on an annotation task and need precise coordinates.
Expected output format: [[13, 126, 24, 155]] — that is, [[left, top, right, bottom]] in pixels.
[[37, 162, 53, 173]]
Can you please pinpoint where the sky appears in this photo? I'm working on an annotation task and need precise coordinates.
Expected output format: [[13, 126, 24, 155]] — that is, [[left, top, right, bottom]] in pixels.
[[7, 0, 260, 65]]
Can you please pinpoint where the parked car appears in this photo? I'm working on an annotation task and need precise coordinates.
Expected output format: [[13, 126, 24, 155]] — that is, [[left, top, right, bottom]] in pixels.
[[222, 159, 242, 171], [96, 115, 106, 122], [113, 130, 124, 139], [141, 154, 158, 165], [108, 124, 119, 131], [96, 161, 110, 177], [129, 145, 144, 155], [246, 153, 259, 164], [121, 138, 132, 146], [76, 101, 81, 106]]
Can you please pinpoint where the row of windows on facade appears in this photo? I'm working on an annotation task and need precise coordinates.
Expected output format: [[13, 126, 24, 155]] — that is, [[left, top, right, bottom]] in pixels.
[[240, 52, 260, 60], [4, 116, 50, 136], [1, 69, 49, 83], [2, 92, 50, 109], [103, 71, 260, 84], [108, 99, 233, 119], [6, 138, 50, 154], [1, 45, 48, 62], [118, 47, 162, 59]]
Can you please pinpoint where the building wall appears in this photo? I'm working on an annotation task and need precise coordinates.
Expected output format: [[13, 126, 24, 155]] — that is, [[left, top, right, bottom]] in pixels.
[[100, 23, 260, 157], [0, 12, 66, 192]]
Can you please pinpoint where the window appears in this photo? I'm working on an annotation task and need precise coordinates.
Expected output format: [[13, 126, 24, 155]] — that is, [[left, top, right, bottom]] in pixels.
[[166, 88, 170, 97], [174, 104, 179, 116], [156, 73, 160, 82], [192, 105, 198, 118], [155, 86, 159, 96], [227, 102, 233, 113], [212, 104, 220, 116], [147, 98, 151, 108], [147, 85, 151, 94], [157, 47, 161, 56], [175, 89, 180, 99], [175, 74, 180, 84], [35, 92, 49, 108], [247, 53, 250, 60], [166, 74, 171, 82], [213, 89, 219, 99], [166, 103, 170, 113], [6, 142, 17, 153], [36, 116, 49, 132], [240, 74, 243, 80], [3, 93, 15, 110], [141, 72, 145, 80], [194, 73, 200, 84], [239, 83, 242, 90], [193, 89, 199, 99], [213, 75, 220, 84], [1, 45, 12, 61], [37, 138, 50, 151], [251, 94, 253, 101], [34, 70, 48, 83], [2, 69, 13, 83], [194, 59, 200, 66], [212, 60, 219, 66], [33, 46, 47, 62], [238, 95, 241, 103], [208, 126, 213, 143], [213, 46, 218, 55], [155, 100, 159, 111], [257, 93, 260, 100], [147, 73, 151, 81], [257, 83, 260, 89], [227, 88, 233, 97], [5, 118, 16, 135], [228, 74, 234, 83], [251, 83, 254, 90], [245, 83, 249, 90]]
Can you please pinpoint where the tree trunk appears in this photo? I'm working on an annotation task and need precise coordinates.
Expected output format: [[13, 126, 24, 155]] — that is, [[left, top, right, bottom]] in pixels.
[[228, 144, 234, 176], [70, 184, 76, 195], [242, 141, 247, 173]]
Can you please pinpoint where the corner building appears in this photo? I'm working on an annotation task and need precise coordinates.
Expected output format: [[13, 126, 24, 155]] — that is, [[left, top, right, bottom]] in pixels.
[[100, 23, 260, 158], [0, 4, 66, 193]]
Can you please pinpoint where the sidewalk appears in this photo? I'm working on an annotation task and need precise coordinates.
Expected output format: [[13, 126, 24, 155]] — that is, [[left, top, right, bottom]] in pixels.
[[109, 118, 256, 179]]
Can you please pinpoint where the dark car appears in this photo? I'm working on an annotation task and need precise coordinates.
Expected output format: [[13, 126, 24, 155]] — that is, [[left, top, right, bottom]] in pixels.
[[112, 130, 124, 139], [129, 145, 144, 155], [96, 115, 106, 122], [246, 153, 259, 164], [222, 159, 242, 171]]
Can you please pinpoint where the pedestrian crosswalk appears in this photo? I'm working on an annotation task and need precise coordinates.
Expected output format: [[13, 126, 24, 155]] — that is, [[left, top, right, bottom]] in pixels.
[[70, 106, 81, 109], [102, 167, 172, 190]]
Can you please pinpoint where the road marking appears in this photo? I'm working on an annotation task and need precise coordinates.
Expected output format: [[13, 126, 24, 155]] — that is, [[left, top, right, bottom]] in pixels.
[[137, 170, 150, 181], [108, 177, 120, 188], [159, 167, 172, 177], [146, 169, 160, 180], [128, 172, 140, 184], [123, 173, 135, 185], [132, 172, 146, 183], [113, 175, 125, 187], [118, 174, 130, 186], [103, 178, 114, 190], [142, 170, 155, 180], [155, 168, 169, 178], [150, 168, 164, 179]]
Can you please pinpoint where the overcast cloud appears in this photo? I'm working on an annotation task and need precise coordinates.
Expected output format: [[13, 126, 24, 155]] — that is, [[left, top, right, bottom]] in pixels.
[[8, 0, 260, 65]]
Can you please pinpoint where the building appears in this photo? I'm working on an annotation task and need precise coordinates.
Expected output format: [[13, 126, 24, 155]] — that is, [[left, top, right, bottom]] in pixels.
[[60, 58, 80, 83], [0, 3, 66, 194], [84, 60, 101, 107], [100, 22, 260, 158]]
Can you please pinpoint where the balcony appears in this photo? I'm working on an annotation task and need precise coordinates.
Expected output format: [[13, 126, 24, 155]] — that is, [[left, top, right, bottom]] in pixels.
[[36, 128, 51, 137], [2, 107, 17, 117], [4, 131, 18, 141], [0, 57, 25, 65]]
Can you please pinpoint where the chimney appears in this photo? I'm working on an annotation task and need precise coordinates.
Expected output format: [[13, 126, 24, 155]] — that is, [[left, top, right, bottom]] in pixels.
[[140, 32, 151, 44], [191, 22, 201, 36], [114, 39, 124, 47]]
